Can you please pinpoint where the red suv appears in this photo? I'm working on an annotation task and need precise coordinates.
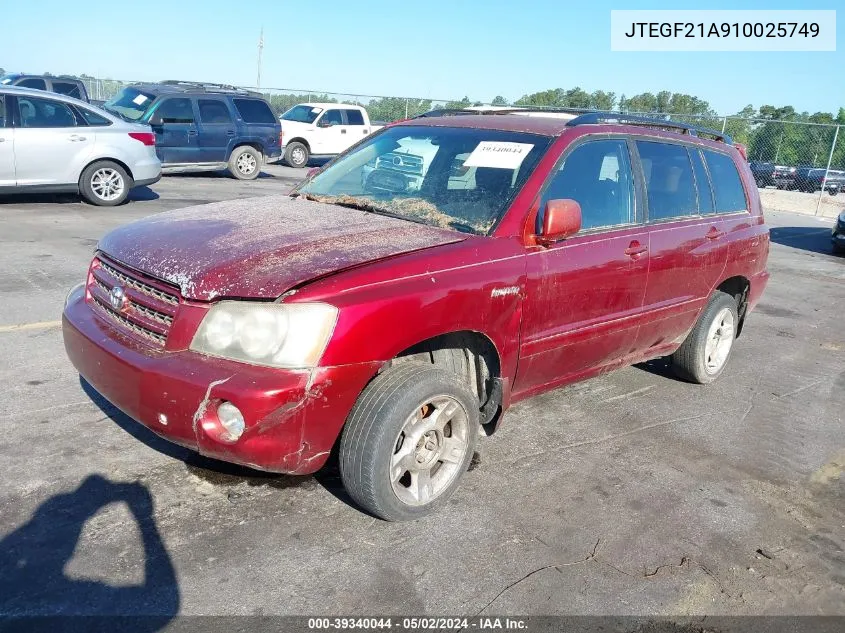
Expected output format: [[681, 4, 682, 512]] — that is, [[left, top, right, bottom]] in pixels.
[[63, 111, 770, 521]]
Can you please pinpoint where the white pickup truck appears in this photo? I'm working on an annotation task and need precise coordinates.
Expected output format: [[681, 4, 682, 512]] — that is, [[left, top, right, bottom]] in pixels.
[[279, 103, 383, 168]]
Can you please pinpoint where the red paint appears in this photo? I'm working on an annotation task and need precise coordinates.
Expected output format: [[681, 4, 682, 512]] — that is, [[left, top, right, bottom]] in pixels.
[[63, 117, 769, 475]]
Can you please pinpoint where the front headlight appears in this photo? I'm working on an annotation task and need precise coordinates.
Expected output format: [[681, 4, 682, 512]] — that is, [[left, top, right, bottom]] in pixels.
[[190, 302, 338, 369]]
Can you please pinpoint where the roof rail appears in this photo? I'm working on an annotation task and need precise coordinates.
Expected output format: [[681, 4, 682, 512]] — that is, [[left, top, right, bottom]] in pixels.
[[159, 80, 260, 96], [415, 106, 584, 118], [566, 111, 732, 144]]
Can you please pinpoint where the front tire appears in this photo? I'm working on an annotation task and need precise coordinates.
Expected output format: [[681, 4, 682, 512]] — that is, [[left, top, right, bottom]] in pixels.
[[671, 291, 739, 384], [228, 146, 262, 180], [339, 363, 479, 521], [284, 141, 309, 168], [79, 161, 131, 206]]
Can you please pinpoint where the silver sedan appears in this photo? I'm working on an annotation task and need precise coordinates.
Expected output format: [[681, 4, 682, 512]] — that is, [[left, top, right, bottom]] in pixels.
[[0, 86, 161, 206]]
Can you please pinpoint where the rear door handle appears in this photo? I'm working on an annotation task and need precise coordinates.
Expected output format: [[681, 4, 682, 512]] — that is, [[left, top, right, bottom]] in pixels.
[[187, 129, 198, 136], [68, 134, 87, 142], [340, 129, 347, 134], [624, 241, 648, 258], [706, 227, 726, 240], [226, 130, 236, 136]]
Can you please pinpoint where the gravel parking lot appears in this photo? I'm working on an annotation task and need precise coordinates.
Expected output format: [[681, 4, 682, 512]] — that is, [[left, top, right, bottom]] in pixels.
[[1, 166, 843, 620]]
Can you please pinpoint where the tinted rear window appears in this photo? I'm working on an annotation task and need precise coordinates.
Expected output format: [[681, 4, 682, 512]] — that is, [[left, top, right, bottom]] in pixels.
[[18, 77, 47, 90], [53, 81, 83, 100], [78, 107, 112, 126], [199, 99, 233, 124], [689, 148, 715, 214], [703, 150, 747, 213], [636, 141, 697, 221], [344, 109, 365, 125], [233, 98, 276, 124]]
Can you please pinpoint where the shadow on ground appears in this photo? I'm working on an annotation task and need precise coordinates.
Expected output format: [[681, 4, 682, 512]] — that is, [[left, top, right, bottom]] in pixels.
[[79, 377, 355, 508], [0, 474, 178, 630], [769, 226, 842, 257]]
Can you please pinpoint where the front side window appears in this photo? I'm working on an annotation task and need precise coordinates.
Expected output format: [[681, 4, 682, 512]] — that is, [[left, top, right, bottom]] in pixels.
[[344, 109, 365, 125], [319, 109, 343, 127], [539, 139, 636, 231], [53, 82, 82, 100], [199, 99, 233, 124], [154, 98, 195, 124], [233, 98, 276, 124], [296, 126, 553, 235], [636, 141, 697, 221], [17, 96, 77, 128], [18, 78, 47, 90], [703, 150, 748, 213]]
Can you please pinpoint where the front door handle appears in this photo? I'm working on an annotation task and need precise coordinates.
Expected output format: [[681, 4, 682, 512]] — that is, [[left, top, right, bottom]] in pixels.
[[624, 240, 648, 258], [706, 227, 726, 240], [68, 135, 87, 142], [226, 130, 236, 136], [187, 129, 198, 136], [340, 129, 347, 134]]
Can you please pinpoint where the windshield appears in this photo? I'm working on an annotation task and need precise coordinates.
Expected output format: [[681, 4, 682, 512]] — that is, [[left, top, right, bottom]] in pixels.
[[0, 76, 14, 85], [103, 87, 157, 121], [295, 126, 553, 235], [281, 104, 323, 123]]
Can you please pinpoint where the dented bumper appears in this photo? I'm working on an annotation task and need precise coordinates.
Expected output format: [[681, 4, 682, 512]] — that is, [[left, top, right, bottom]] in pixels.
[[62, 294, 380, 474]]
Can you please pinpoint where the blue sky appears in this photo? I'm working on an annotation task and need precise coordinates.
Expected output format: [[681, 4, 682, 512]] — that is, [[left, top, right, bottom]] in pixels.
[[2, 0, 841, 115]]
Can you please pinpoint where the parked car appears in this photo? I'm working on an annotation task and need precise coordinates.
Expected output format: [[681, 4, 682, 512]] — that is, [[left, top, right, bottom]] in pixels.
[[793, 167, 842, 195], [102, 81, 281, 180], [63, 112, 769, 520], [280, 103, 383, 168], [749, 161, 796, 189], [0, 86, 160, 206], [832, 211, 845, 254], [0, 73, 90, 102]]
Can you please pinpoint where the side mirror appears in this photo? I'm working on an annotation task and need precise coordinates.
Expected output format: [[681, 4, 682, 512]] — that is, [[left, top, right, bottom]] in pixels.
[[148, 113, 163, 126], [306, 167, 321, 179], [318, 118, 335, 128], [537, 199, 581, 245]]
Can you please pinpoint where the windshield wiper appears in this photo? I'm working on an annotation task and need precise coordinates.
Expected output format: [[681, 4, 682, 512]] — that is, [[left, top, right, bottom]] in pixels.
[[295, 194, 430, 226]]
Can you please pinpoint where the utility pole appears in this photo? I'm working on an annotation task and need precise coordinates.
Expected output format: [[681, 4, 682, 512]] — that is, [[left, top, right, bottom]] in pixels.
[[257, 27, 264, 89]]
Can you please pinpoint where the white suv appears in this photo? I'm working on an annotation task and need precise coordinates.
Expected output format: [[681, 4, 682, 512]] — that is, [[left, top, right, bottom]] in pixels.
[[0, 86, 161, 206]]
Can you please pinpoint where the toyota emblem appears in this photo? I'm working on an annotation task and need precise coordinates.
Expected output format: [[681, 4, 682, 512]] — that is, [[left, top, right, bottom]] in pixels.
[[109, 285, 127, 311]]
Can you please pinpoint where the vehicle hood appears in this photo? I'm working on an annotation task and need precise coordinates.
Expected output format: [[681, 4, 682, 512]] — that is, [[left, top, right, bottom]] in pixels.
[[98, 195, 466, 301]]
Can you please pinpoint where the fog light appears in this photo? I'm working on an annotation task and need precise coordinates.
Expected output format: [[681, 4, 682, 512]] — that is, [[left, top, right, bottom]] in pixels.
[[217, 402, 245, 441]]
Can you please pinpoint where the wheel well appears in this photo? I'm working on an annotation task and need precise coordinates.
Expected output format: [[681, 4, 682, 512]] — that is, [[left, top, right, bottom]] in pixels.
[[80, 157, 134, 184], [286, 137, 310, 152], [231, 143, 264, 159], [391, 331, 503, 433], [716, 276, 750, 337]]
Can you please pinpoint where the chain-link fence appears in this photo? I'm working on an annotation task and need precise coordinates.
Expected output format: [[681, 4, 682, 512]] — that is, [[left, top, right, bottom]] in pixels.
[[80, 78, 844, 215]]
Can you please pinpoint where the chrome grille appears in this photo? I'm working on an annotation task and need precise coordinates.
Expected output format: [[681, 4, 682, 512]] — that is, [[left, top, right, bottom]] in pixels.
[[87, 256, 181, 346]]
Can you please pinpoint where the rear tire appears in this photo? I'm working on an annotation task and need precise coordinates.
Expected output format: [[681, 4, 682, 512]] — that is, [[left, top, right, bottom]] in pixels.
[[285, 141, 309, 168], [833, 242, 845, 255], [339, 363, 479, 521], [79, 161, 131, 207], [228, 146, 262, 180], [671, 291, 739, 385]]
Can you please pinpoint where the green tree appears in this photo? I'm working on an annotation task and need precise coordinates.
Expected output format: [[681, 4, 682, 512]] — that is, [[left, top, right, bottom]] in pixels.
[[491, 95, 509, 106], [590, 90, 616, 111], [444, 96, 472, 110]]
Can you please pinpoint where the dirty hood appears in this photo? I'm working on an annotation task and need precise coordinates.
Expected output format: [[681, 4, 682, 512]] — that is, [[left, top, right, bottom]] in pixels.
[[98, 195, 465, 300]]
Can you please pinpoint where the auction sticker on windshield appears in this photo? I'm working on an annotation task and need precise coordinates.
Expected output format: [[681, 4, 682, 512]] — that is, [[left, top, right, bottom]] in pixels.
[[464, 142, 535, 169], [132, 94, 149, 105]]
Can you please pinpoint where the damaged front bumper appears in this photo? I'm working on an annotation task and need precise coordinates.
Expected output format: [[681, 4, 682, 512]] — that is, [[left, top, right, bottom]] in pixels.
[[62, 293, 380, 474]]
